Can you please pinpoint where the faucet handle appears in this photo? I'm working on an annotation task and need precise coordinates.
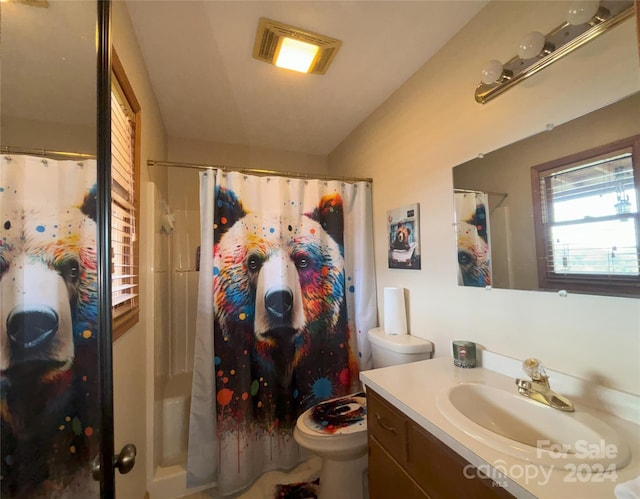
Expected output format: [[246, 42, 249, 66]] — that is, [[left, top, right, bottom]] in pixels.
[[522, 358, 548, 381]]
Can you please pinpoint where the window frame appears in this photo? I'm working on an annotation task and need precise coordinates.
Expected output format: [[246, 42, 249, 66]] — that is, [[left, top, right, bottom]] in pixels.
[[531, 134, 640, 297], [111, 51, 141, 340]]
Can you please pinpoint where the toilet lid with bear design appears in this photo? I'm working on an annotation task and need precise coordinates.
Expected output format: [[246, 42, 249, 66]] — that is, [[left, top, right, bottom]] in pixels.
[[302, 392, 367, 435]]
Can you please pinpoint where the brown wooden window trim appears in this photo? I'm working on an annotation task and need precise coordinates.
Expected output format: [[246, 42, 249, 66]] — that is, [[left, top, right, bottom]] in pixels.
[[111, 50, 141, 341]]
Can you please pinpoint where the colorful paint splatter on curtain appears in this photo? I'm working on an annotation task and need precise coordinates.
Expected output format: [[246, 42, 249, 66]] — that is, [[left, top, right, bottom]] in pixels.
[[187, 171, 377, 495], [0, 156, 100, 497]]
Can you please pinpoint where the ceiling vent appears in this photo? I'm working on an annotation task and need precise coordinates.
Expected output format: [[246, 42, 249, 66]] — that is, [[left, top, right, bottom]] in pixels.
[[252, 17, 342, 75]]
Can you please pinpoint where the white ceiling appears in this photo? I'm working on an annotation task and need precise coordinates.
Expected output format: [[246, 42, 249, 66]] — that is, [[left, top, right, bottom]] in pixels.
[[125, 1, 488, 156]]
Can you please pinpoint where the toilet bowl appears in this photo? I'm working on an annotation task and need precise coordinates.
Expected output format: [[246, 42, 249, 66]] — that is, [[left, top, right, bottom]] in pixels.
[[293, 393, 368, 499], [294, 329, 433, 498]]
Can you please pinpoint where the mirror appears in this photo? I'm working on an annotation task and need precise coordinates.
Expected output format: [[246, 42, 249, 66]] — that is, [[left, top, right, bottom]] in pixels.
[[453, 92, 640, 297], [1, 0, 97, 154], [0, 1, 112, 496]]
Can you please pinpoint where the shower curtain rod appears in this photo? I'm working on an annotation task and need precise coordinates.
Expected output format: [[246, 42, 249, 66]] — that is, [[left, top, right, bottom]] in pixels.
[[455, 187, 509, 213], [147, 160, 373, 184], [454, 187, 508, 197], [1, 145, 95, 160]]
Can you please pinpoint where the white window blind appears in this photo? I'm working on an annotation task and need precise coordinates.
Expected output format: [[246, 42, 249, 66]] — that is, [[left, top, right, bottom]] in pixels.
[[111, 84, 139, 326]]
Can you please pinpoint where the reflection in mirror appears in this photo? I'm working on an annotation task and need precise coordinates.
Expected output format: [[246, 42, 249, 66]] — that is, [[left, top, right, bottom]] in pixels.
[[0, 1, 103, 496], [454, 191, 492, 287], [1, 0, 96, 154], [531, 134, 639, 296], [453, 93, 640, 297]]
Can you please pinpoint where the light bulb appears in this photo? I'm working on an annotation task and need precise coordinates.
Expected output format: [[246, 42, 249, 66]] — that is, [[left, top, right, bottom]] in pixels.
[[567, 0, 600, 25], [274, 37, 320, 73], [518, 31, 546, 60], [480, 59, 504, 85]]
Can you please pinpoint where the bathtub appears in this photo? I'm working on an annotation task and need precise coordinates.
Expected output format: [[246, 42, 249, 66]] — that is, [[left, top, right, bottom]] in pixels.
[[148, 372, 214, 499], [160, 372, 192, 467]]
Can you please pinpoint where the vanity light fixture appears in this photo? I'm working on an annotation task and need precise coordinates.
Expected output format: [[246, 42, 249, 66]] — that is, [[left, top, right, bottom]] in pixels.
[[252, 18, 342, 75], [475, 0, 634, 104]]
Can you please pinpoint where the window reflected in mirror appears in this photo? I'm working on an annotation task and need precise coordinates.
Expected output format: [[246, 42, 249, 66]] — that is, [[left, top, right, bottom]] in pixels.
[[532, 135, 640, 295]]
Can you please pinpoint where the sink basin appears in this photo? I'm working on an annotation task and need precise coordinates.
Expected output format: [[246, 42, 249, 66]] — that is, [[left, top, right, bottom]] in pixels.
[[436, 383, 630, 470]]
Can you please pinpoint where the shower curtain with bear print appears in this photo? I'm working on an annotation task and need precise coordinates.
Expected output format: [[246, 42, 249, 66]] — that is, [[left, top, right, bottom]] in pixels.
[[0, 155, 100, 498], [187, 169, 377, 495], [455, 191, 492, 287]]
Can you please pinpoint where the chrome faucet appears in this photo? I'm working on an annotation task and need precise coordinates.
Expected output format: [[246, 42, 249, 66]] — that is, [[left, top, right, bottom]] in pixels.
[[515, 358, 574, 412]]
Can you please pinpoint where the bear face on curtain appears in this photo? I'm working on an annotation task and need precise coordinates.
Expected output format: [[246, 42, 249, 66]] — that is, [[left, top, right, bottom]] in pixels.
[[188, 170, 376, 495], [213, 185, 355, 428], [0, 156, 100, 498]]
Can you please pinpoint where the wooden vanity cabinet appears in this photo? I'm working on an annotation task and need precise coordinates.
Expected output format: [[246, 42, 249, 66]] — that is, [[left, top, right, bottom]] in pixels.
[[366, 389, 514, 499]]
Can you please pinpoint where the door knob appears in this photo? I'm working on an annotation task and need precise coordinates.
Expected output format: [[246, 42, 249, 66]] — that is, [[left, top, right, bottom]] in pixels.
[[91, 443, 137, 480], [114, 443, 136, 474]]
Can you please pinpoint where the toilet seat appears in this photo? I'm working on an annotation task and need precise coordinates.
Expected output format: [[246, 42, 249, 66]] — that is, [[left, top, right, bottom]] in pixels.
[[297, 392, 367, 436]]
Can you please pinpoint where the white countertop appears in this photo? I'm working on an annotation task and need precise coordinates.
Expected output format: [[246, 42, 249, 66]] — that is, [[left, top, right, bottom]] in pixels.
[[360, 357, 640, 499]]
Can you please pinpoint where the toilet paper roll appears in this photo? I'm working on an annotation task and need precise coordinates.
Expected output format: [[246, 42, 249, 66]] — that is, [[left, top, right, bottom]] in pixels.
[[383, 287, 408, 335]]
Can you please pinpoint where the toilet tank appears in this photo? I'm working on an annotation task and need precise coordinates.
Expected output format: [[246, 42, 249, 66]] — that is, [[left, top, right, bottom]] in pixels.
[[367, 327, 433, 368]]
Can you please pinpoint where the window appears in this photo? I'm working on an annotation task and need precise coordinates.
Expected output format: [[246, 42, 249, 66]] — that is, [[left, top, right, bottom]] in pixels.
[[111, 51, 140, 339], [531, 135, 640, 296]]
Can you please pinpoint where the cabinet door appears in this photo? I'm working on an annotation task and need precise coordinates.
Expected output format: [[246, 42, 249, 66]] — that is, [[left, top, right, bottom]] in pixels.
[[406, 422, 513, 499], [369, 436, 429, 499], [367, 388, 408, 462]]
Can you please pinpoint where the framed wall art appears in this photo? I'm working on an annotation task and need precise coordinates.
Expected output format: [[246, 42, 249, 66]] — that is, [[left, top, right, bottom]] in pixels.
[[387, 203, 421, 269]]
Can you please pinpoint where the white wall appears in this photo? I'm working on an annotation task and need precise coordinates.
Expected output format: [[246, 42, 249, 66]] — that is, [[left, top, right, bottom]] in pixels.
[[329, 1, 640, 395], [168, 136, 329, 174], [112, 2, 168, 497]]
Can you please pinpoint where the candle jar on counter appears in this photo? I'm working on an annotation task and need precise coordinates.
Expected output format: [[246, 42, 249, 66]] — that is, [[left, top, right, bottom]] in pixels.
[[452, 341, 476, 368]]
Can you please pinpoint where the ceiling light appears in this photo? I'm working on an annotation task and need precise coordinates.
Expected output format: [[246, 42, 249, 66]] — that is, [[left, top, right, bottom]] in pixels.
[[274, 37, 320, 74], [253, 18, 342, 75]]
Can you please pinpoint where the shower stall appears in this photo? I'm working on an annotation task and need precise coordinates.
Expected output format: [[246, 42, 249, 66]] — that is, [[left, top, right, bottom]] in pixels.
[[146, 164, 203, 497]]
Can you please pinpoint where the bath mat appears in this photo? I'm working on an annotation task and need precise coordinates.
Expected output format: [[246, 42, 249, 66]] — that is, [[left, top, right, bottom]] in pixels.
[[274, 478, 320, 499]]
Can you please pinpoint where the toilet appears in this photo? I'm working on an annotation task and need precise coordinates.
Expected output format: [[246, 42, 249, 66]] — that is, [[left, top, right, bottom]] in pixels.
[[367, 327, 434, 368], [294, 327, 433, 499]]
